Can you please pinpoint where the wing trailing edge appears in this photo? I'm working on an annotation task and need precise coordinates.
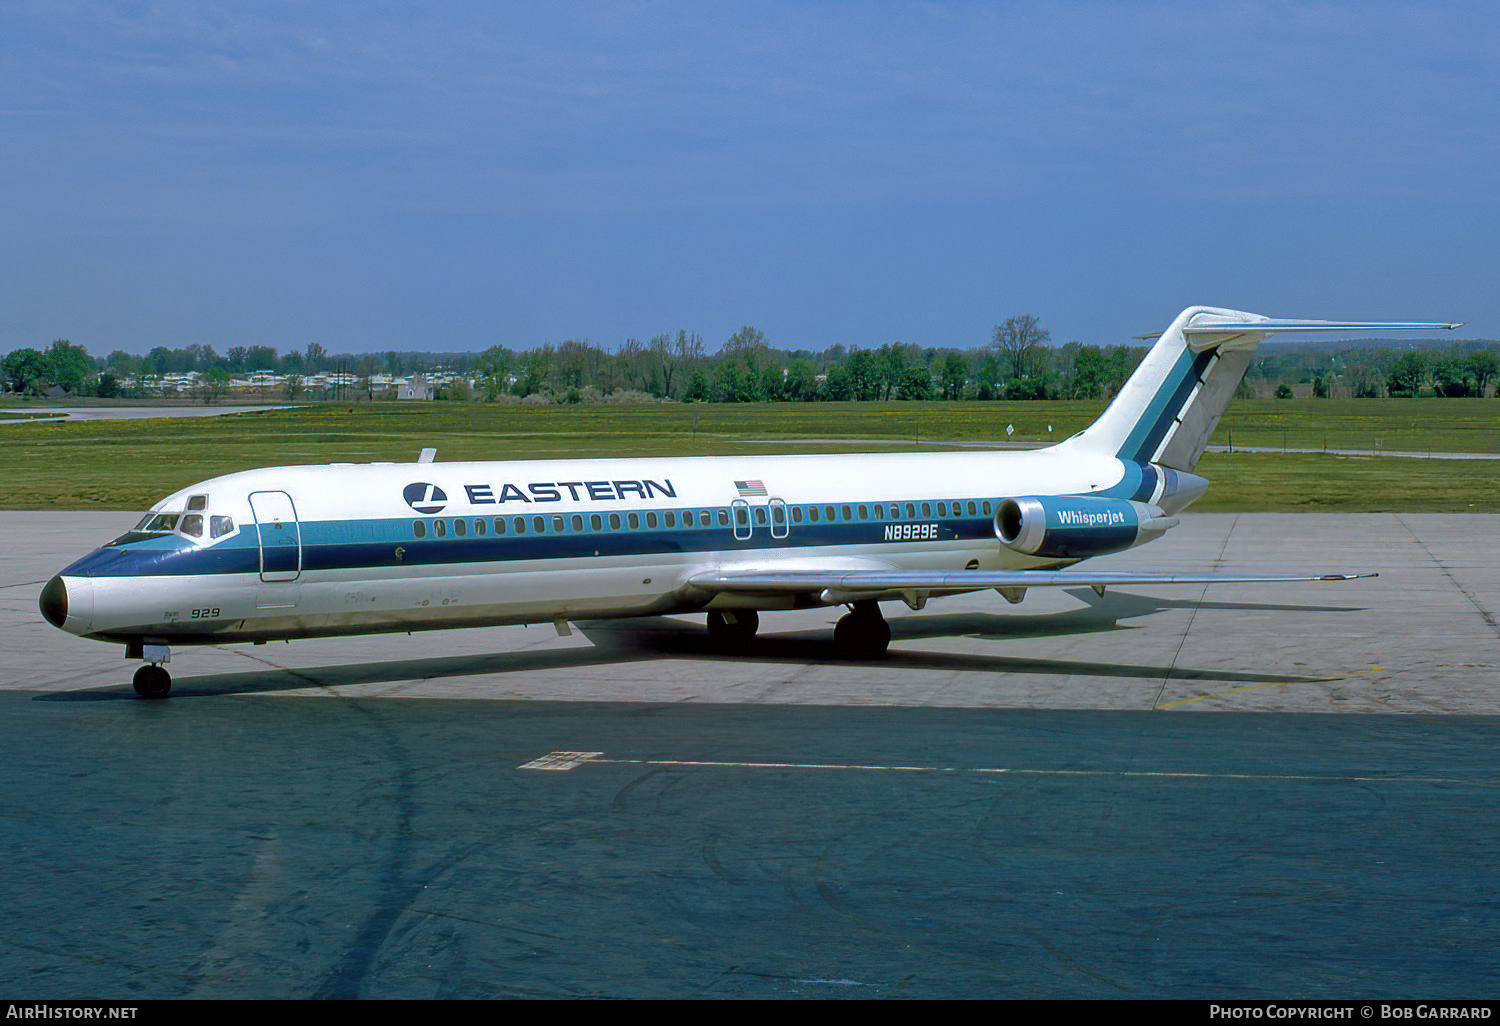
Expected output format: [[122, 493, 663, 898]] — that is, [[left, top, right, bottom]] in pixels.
[[689, 568, 1376, 602]]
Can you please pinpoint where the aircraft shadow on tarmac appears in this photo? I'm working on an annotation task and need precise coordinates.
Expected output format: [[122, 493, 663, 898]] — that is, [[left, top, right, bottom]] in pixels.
[[41, 588, 1365, 702]]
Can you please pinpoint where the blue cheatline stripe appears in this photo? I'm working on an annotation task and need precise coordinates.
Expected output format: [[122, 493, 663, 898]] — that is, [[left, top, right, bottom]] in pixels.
[[1095, 462, 1156, 503], [63, 501, 1010, 578], [1114, 347, 1215, 464]]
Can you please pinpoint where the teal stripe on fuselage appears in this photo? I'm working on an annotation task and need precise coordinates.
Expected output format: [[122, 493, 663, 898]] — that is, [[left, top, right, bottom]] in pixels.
[[65, 499, 1010, 577]]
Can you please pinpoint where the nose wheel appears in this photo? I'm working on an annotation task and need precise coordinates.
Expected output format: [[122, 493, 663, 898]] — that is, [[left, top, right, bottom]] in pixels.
[[133, 664, 172, 699]]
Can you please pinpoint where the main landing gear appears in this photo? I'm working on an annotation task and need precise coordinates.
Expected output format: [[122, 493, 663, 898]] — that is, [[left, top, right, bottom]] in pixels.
[[834, 600, 891, 660], [706, 609, 759, 649], [705, 601, 892, 660]]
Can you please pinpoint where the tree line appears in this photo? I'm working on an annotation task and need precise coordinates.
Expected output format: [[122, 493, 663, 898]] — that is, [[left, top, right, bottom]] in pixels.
[[5, 318, 1498, 402]]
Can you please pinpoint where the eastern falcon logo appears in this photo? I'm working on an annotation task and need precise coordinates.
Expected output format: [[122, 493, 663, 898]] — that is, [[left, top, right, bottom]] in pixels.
[[403, 482, 448, 514]]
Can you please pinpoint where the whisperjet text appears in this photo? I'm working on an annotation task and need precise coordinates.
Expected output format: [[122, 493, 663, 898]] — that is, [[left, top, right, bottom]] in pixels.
[[1054, 508, 1127, 527]]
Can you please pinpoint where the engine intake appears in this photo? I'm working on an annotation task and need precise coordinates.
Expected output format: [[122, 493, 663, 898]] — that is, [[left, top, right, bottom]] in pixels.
[[994, 495, 1176, 559]]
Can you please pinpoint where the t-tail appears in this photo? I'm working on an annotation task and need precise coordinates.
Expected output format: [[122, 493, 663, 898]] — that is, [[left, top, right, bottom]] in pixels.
[[1059, 306, 1462, 473]]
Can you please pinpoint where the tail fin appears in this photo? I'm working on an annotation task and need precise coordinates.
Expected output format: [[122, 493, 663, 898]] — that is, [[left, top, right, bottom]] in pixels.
[[1061, 306, 1461, 472]]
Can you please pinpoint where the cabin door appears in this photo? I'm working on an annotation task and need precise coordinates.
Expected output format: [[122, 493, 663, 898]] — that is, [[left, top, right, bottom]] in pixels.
[[249, 490, 302, 583]]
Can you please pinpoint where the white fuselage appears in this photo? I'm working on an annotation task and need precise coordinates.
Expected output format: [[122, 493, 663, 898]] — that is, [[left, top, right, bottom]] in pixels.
[[50, 446, 1149, 646]]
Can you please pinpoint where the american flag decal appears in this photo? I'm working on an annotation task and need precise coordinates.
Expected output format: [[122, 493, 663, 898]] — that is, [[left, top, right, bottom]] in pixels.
[[734, 480, 768, 497]]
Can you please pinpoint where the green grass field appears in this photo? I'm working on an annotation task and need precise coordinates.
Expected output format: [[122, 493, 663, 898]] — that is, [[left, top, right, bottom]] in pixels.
[[1, 398, 1497, 511]]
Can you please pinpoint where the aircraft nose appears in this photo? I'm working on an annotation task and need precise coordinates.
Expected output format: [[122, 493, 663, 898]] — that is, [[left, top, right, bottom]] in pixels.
[[40, 576, 68, 628], [40, 575, 92, 632]]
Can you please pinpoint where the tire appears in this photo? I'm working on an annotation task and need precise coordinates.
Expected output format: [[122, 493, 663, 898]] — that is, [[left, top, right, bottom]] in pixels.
[[133, 664, 172, 699]]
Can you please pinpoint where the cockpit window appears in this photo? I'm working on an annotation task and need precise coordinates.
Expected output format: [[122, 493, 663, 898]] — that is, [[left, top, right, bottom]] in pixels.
[[187, 495, 208, 511], [111, 511, 183, 546], [111, 509, 236, 546]]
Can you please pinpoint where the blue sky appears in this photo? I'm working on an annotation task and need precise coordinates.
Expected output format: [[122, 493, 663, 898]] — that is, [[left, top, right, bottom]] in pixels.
[[2, 1, 1496, 356]]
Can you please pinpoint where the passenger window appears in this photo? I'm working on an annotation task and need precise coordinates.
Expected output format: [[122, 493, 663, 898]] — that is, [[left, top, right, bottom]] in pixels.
[[825, 505, 836, 521], [610, 513, 621, 530], [455, 519, 467, 536], [534, 516, 545, 533], [791, 507, 803, 523], [514, 517, 526, 534], [553, 515, 565, 533], [772, 505, 785, 524], [905, 503, 916, 519], [591, 514, 602, 531], [414, 521, 427, 539], [475, 518, 486, 536], [857, 505, 867, 520], [938, 502, 947, 517], [180, 514, 203, 537], [873, 505, 883, 520], [717, 509, 729, 526], [211, 516, 235, 539], [922, 503, 932, 518], [841, 505, 851, 521], [647, 512, 658, 529], [754, 507, 766, 525], [569, 514, 582, 531], [435, 520, 447, 537], [982, 500, 992, 515], [629, 512, 640, 529], [665, 512, 676, 528], [735, 507, 748, 526], [683, 511, 695, 527], [809, 506, 819, 522], [967, 501, 977, 516], [889, 505, 898, 520], [495, 518, 506, 535]]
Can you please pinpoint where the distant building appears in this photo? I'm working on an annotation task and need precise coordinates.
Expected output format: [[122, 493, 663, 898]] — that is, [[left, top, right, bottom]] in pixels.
[[398, 374, 433, 401]]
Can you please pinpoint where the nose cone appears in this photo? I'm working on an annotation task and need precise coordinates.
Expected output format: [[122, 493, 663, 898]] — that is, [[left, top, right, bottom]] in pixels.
[[40, 576, 68, 628], [40, 575, 92, 633]]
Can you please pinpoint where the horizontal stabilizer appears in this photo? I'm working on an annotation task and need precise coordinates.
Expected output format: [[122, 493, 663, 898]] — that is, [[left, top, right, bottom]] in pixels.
[[1182, 318, 1463, 335], [1135, 318, 1464, 340]]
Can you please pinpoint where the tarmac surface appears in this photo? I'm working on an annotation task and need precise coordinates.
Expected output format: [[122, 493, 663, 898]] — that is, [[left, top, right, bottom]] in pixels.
[[0, 405, 291, 425], [2, 512, 1498, 998]]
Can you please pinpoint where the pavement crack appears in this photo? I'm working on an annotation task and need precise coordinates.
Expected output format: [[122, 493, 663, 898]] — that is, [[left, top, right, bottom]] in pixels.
[[1396, 514, 1500, 639]]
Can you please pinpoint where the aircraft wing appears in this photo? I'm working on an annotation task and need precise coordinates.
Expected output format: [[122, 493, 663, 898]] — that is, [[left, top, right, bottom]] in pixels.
[[687, 568, 1375, 603]]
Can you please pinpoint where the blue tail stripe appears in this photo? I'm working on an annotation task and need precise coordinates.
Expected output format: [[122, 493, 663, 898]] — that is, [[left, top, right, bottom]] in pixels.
[[1115, 347, 1215, 463]]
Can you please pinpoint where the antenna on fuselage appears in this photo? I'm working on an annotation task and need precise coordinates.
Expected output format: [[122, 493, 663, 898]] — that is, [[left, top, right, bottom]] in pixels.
[[418, 448, 437, 463]]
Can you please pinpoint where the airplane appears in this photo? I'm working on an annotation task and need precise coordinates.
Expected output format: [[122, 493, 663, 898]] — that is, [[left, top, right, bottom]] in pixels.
[[39, 305, 1459, 698]]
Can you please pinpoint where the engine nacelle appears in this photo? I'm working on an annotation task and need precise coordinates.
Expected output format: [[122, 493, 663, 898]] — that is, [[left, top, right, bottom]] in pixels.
[[994, 495, 1177, 559]]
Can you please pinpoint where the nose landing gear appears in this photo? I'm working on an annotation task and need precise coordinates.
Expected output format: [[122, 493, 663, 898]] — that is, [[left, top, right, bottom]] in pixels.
[[127, 641, 173, 699], [132, 664, 172, 699]]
